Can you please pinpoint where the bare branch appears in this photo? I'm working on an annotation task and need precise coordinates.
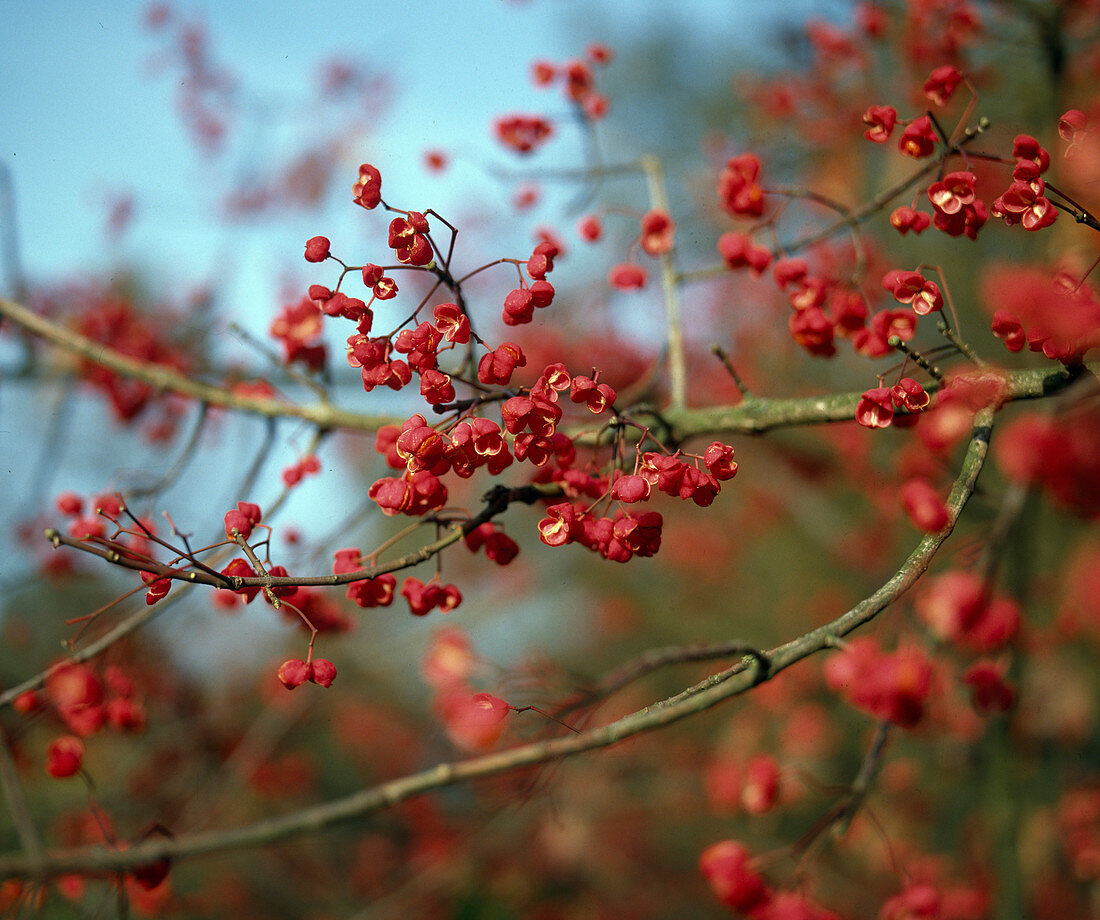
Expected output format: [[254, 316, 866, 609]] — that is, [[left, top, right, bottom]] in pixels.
[[0, 410, 992, 882], [0, 296, 403, 433]]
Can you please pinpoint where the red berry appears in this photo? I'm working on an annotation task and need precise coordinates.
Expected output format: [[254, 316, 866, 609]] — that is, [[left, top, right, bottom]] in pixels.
[[55, 492, 83, 516], [608, 263, 647, 291], [46, 735, 85, 778], [309, 658, 337, 688], [353, 163, 382, 209], [304, 236, 331, 262], [278, 659, 311, 690]]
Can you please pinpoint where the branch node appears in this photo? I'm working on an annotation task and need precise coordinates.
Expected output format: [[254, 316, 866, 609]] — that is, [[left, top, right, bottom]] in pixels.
[[744, 649, 771, 685]]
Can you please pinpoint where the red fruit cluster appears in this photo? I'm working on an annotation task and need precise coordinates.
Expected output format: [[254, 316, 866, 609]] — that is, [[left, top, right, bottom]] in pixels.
[[463, 523, 520, 566], [501, 395, 562, 438], [303, 235, 330, 262], [848, 305, 913, 359], [141, 570, 172, 605], [370, 362, 600, 534], [421, 368, 457, 407], [882, 269, 944, 316], [493, 114, 553, 154], [270, 296, 326, 371], [53, 492, 144, 552], [401, 577, 462, 616], [864, 68, 968, 171], [369, 469, 447, 517], [991, 136, 1057, 231], [722, 252, 923, 360], [346, 331, 412, 393], [825, 637, 935, 727], [608, 262, 647, 291], [220, 557, 261, 602], [281, 454, 321, 487], [923, 64, 963, 106], [861, 380, 925, 433], [388, 211, 433, 265], [926, 170, 987, 239], [352, 163, 382, 209], [277, 657, 337, 689], [394, 321, 443, 373], [332, 548, 397, 608], [433, 302, 470, 344], [718, 153, 765, 218], [223, 500, 262, 540], [313, 286, 371, 321], [993, 407, 1100, 517], [72, 294, 190, 423], [1058, 108, 1089, 155], [503, 242, 557, 325], [699, 841, 769, 913], [46, 662, 105, 736], [898, 114, 937, 159], [642, 448, 734, 503], [889, 205, 931, 235], [537, 501, 662, 563], [435, 691, 510, 751], [448, 417, 516, 476], [32, 662, 148, 780], [717, 232, 772, 274], [478, 341, 526, 385], [528, 49, 612, 121], [855, 387, 895, 429], [359, 264, 398, 302], [299, 162, 743, 570], [899, 478, 950, 532], [862, 104, 897, 142], [983, 267, 1100, 365], [892, 377, 931, 412], [46, 736, 85, 778], [639, 209, 675, 256], [699, 840, 843, 918]]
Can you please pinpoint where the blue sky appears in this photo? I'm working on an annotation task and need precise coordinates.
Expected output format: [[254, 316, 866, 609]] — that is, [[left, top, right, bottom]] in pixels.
[[1, 0, 810, 310], [0, 0, 818, 552], [1, 0, 820, 672]]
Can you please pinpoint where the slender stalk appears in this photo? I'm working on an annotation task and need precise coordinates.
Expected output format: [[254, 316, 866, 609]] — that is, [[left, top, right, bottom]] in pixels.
[[0, 411, 993, 882], [0, 296, 404, 433], [640, 155, 686, 410]]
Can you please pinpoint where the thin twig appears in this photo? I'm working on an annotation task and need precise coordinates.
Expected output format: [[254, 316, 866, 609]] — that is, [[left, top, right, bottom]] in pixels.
[[0, 411, 993, 881], [710, 343, 754, 398], [0, 726, 43, 873], [127, 402, 211, 502], [0, 296, 404, 433], [678, 122, 989, 285], [557, 640, 769, 719], [640, 154, 686, 410]]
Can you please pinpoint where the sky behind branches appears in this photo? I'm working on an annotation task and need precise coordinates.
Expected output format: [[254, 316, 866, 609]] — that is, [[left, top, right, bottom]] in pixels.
[[0, 0, 811, 302], [0, 0, 815, 672]]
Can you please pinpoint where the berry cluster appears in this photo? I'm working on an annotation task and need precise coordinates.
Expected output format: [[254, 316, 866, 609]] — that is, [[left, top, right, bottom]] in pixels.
[[15, 661, 147, 782]]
